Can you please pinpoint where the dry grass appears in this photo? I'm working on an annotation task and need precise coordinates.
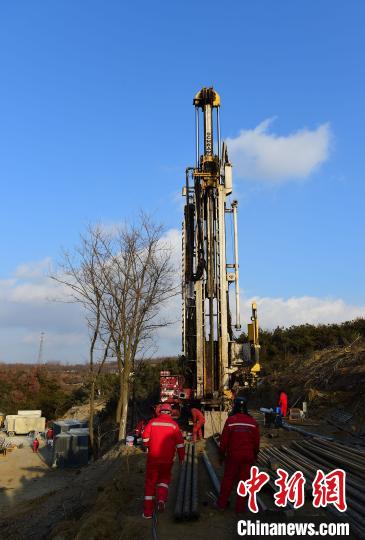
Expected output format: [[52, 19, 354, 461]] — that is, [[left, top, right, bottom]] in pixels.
[[47, 446, 149, 540]]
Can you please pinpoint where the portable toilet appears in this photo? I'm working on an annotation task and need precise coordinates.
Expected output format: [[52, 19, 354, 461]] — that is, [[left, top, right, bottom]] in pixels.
[[52, 433, 72, 468]]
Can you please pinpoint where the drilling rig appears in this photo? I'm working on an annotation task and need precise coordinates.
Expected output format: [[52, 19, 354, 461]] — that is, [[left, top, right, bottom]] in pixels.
[[180, 87, 261, 410]]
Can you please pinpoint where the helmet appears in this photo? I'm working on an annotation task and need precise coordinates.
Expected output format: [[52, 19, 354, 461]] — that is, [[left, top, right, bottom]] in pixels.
[[160, 403, 172, 414], [233, 396, 248, 414]]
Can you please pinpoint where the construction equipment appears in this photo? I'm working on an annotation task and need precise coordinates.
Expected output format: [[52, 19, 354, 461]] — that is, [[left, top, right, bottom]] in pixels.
[[181, 87, 260, 409]]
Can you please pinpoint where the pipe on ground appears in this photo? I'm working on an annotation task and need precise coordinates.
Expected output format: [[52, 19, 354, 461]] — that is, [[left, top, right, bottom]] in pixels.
[[201, 450, 221, 494], [191, 444, 199, 518], [174, 444, 188, 520], [183, 443, 193, 519]]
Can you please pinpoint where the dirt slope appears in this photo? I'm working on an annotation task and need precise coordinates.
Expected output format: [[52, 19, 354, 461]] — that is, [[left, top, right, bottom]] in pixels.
[[258, 341, 365, 432]]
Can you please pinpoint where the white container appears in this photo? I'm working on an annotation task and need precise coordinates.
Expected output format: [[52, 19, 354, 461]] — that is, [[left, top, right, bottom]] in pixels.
[[5, 415, 46, 435], [17, 410, 42, 417]]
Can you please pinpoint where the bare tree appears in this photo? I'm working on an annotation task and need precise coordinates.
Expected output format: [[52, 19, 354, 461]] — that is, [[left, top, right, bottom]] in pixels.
[[51, 227, 110, 451], [94, 216, 177, 440], [53, 216, 177, 443]]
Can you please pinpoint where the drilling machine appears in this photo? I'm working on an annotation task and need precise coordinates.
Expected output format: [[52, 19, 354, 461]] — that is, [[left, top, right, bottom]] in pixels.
[[180, 87, 261, 413]]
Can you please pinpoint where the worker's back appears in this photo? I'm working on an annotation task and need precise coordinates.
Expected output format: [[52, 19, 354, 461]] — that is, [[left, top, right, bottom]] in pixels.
[[219, 412, 259, 462], [279, 391, 288, 403], [142, 414, 183, 463]]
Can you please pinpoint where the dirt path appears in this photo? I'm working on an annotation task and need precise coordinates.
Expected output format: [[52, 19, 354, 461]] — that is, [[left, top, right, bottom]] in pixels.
[[0, 439, 74, 515], [0, 416, 359, 540], [0, 442, 126, 540]]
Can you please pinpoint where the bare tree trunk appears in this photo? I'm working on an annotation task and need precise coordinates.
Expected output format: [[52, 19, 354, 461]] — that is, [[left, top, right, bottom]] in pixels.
[[115, 351, 123, 425], [115, 381, 123, 425], [118, 368, 130, 441], [89, 379, 95, 449], [90, 337, 109, 457]]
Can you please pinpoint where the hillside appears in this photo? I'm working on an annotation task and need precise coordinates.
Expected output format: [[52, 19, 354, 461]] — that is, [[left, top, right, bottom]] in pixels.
[[258, 339, 365, 435]]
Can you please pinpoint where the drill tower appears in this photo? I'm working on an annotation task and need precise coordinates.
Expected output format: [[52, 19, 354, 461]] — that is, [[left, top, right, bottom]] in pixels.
[[182, 88, 258, 405]]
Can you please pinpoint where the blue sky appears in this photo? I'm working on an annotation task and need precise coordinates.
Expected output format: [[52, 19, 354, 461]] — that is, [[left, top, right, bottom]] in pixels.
[[0, 1, 364, 362]]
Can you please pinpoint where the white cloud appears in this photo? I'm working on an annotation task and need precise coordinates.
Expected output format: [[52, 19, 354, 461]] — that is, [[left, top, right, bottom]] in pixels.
[[159, 228, 181, 269], [0, 258, 90, 363], [2, 233, 363, 362], [241, 295, 365, 329], [0, 228, 182, 363], [226, 118, 331, 182], [155, 293, 365, 357], [14, 258, 52, 280]]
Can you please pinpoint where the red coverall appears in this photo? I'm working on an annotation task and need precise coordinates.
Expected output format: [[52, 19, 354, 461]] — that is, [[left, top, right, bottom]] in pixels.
[[279, 391, 288, 417], [154, 404, 163, 416], [191, 408, 205, 442], [32, 439, 39, 453], [142, 414, 185, 517], [134, 419, 147, 438], [217, 413, 260, 512]]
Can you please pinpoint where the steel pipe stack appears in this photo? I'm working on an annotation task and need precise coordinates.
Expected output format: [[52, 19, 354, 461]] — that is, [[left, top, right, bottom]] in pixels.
[[258, 438, 365, 538], [174, 443, 200, 520]]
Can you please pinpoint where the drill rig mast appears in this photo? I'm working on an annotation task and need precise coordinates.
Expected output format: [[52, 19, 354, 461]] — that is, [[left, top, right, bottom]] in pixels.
[[182, 87, 260, 407]]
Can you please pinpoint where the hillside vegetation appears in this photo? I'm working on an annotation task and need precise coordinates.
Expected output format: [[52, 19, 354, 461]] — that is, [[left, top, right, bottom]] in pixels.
[[0, 364, 88, 419], [243, 317, 365, 371]]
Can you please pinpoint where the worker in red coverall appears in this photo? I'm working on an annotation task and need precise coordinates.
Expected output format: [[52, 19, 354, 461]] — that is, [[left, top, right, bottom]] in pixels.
[[46, 427, 54, 448], [134, 419, 147, 438], [278, 390, 288, 417], [32, 437, 40, 453], [217, 397, 260, 513], [142, 403, 185, 519], [190, 406, 205, 442]]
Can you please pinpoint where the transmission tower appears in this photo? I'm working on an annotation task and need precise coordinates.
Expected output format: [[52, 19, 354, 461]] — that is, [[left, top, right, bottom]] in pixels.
[[37, 332, 45, 364]]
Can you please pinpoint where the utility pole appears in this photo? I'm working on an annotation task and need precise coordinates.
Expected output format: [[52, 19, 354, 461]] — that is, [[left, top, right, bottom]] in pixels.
[[37, 332, 45, 364]]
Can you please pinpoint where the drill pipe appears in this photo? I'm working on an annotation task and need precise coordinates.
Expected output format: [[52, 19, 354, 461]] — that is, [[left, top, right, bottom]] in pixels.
[[300, 440, 365, 477], [257, 452, 295, 510], [183, 443, 193, 519], [282, 445, 365, 508], [281, 421, 334, 441], [264, 445, 365, 534], [174, 444, 188, 520], [327, 439, 365, 458], [309, 439, 365, 466], [289, 443, 365, 495], [191, 444, 200, 519], [201, 450, 221, 494]]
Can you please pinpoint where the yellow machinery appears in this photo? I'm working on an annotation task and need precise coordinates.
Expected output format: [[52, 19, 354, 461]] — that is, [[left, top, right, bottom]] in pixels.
[[182, 88, 261, 407], [247, 302, 261, 385]]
